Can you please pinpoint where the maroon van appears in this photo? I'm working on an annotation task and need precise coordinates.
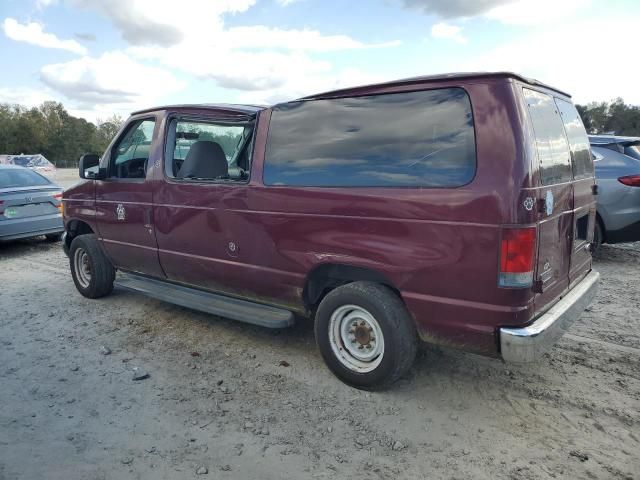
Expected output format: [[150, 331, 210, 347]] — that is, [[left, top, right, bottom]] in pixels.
[[62, 72, 599, 388]]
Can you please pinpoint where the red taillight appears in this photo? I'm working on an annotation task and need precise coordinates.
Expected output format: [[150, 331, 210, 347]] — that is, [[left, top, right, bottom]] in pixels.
[[53, 193, 63, 214], [618, 175, 640, 187], [499, 227, 537, 288]]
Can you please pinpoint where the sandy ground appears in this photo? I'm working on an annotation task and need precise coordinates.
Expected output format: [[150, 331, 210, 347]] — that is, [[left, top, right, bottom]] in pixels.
[[0, 235, 638, 479]]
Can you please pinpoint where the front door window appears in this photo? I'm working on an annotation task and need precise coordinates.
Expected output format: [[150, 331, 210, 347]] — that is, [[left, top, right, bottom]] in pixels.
[[110, 119, 155, 179]]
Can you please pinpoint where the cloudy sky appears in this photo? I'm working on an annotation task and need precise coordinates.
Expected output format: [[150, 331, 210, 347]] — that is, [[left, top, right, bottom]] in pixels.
[[0, 0, 637, 122]]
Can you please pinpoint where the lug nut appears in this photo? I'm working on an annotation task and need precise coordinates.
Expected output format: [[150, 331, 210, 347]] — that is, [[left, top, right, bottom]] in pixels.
[[358, 345, 364, 350]]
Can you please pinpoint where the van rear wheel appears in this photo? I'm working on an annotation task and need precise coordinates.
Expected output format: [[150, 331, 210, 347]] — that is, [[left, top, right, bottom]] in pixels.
[[69, 234, 115, 299], [315, 281, 417, 390]]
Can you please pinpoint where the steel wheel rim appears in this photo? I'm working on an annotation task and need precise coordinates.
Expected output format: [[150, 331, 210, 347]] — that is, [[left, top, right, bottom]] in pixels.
[[73, 247, 91, 289], [328, 304, 384, 373]]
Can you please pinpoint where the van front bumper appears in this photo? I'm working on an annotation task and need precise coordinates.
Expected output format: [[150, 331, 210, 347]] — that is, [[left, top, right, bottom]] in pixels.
[[500, 270, 600, 363]]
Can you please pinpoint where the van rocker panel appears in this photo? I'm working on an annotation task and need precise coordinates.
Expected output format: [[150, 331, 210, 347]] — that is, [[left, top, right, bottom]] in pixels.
[[116, 272, 295, 329]]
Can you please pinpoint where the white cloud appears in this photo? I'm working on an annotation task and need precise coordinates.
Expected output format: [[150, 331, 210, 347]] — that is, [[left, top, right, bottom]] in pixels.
[[431, 22, 466, 43], [276, 0, 302, 5], [464, 16, 640, 105], [40, 51, 184, 106], [405, 0, 591, 25], [0, 86, 57, 106], [75, 0, 400, 98], [70, 0, 255, 46], [2, 18, 87, 55], [485, 0, 591, 25], [403, 0, 510, 19], [32, 0, 399, 114], [36, 0, 58, 9], [222, 26, 400, 52], [238, 67, 391, 106]]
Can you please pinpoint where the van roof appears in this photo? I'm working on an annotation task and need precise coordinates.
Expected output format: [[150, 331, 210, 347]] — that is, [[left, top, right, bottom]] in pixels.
[[131, 72, 569, 116], [300, 72, 570, 100], [131, 103, 266, 116]]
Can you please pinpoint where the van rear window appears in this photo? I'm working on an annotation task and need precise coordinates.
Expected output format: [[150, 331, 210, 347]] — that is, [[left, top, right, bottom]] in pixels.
[[523, 88, 572, 185], [263, 88, 476, 187], [555, 98, 593, 179]]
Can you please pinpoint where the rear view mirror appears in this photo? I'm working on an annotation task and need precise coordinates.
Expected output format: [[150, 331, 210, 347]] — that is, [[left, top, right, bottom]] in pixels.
[[79, 154, 104, 179]]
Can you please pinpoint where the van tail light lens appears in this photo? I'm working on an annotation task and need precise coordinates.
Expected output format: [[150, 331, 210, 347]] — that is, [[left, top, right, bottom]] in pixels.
[[618, 175, 640, 187], [499, 227, 537, 288]]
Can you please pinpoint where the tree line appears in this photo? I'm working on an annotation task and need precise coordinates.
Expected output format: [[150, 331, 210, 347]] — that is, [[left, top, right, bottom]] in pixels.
[[0, 101, 123, 168], [576, 98, 640, 137], [1, 98, 639, 168]]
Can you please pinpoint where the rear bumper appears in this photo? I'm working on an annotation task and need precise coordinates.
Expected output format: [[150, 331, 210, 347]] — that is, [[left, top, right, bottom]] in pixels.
[[500, 270, 600, 363], [0, 214, 63, 241]]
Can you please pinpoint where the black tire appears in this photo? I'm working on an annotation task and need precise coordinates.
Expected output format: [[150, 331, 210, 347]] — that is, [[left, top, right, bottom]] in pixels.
[[314, 281, 418, 390], [69, 234, 115, 298], [45, 232, 63, 242]]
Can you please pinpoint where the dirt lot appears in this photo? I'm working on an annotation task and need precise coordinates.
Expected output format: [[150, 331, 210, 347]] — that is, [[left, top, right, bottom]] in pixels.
[[0, 235, 638, 479]]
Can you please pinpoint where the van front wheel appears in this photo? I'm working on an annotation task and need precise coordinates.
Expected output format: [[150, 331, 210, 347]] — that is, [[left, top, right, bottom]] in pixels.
[[315, 282, 417, 390], [69, 234, 115, 299]]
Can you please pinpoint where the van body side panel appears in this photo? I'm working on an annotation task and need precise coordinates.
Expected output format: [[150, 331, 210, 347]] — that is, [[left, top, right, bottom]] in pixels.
[[243, 80, 532, 356], [151, 110, 306, 311], [62, 179, 99, 235]]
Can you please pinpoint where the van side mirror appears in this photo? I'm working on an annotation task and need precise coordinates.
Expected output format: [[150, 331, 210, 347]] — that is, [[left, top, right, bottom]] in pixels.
[[79, 154, 105, 179]]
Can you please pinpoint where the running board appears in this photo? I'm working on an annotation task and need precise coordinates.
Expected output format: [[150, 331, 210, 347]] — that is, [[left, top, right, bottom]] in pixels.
[[116, 272, 295, 329]]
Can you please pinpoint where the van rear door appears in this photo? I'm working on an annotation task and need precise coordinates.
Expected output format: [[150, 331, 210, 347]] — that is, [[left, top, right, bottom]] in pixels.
[[555, 98, 596, 288], [522, 89, 574, 314]]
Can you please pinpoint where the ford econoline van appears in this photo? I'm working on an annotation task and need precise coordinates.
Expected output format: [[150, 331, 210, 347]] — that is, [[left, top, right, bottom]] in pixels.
[[63, 72, 599, 388]]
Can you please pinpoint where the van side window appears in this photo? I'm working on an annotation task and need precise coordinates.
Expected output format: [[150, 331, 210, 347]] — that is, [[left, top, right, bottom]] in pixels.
[[523, 89, 572, 185], [165, 119, 252, 182], [111, 119, 155, 179], [555, 98, 593, 179], [263, 88, 476, 187]]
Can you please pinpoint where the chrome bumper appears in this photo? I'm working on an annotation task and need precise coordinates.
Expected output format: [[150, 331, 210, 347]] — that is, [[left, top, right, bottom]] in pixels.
[[500, 270, 600, 363]]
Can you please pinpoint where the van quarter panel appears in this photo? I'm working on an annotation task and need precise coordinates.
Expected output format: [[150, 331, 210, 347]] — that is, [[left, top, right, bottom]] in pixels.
[[245, 80, 534, 356]]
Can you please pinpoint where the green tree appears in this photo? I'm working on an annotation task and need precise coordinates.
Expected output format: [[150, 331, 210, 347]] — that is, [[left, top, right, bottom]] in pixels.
[[0, 101, 122, 167], [576, 98, 640, 136]]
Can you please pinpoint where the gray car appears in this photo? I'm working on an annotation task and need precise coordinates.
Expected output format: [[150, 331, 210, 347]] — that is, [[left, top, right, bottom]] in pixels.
[[589, 135, 640, 248], [0, 165, 64, 242]]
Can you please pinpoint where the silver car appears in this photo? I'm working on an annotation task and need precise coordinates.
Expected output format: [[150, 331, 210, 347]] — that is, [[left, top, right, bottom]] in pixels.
[[0, 165, 64, 242], [589, 135, 640, 248]]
